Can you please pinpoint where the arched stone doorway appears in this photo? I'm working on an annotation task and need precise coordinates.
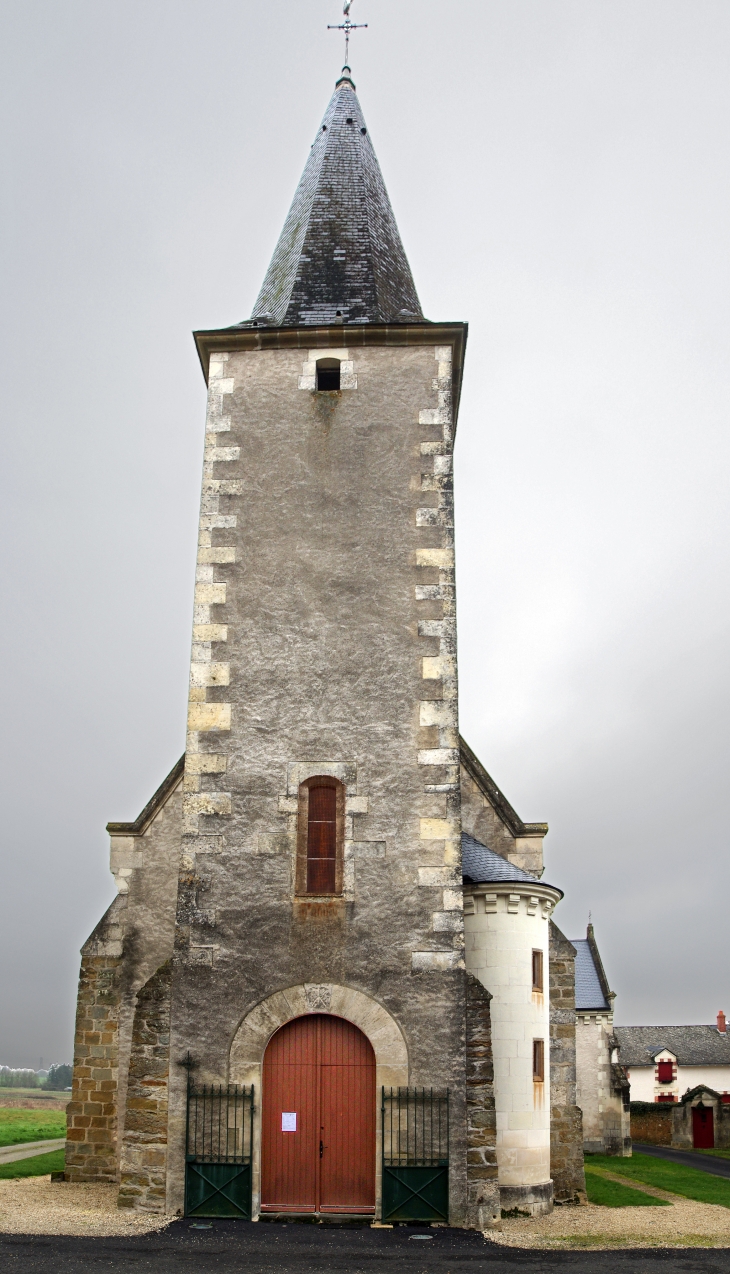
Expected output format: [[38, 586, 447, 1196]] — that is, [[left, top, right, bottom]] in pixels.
[[228, 983, 408, 1218], [261, 1015, 375, 1214]]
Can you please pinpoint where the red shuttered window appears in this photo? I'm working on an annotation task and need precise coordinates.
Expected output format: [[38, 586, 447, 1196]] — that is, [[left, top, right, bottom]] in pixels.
[[657, 1061, 673, 1084]]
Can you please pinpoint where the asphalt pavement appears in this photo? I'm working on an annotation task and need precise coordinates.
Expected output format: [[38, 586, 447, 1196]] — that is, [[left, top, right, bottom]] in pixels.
[[1, 1221, 729, 1274], [634, 1143, 730, 1179]]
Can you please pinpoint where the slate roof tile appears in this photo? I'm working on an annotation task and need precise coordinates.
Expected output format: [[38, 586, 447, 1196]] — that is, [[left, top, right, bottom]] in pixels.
[[572, 939, 611, 1012], [615, 1025, 730, 1068], [461, 832, 555, 887], [243, 70, 422, 328]]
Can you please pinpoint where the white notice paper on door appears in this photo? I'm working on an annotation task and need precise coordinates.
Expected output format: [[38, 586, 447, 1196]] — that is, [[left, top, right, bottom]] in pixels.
[[281, 1112, 297, 1132]]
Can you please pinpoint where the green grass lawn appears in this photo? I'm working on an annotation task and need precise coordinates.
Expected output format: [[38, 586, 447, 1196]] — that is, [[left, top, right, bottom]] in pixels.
[[0, 1149, 65, 1180], [583, 1167, 669, 1207], [0, 1107, 66, 1148], [586, 1153, 730, 1209]]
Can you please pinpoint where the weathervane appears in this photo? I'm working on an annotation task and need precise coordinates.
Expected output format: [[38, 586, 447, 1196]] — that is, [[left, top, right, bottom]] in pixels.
[[328, 0, 367, 66]]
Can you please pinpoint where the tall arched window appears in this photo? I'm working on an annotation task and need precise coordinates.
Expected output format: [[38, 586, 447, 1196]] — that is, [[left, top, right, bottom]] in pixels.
[[296, 776, 345, 895], [316, 358, 341, 391]]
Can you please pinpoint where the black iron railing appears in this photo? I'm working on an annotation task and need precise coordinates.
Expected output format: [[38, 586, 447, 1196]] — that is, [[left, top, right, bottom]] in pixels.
[[382, 1086, 449, 1167], [381, 1087, 450, 1223], [186, 1082, 254, 1165], [184, 1073, 255, 1219]]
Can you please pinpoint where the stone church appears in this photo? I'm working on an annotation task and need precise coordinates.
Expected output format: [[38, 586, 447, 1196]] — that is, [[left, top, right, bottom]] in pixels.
[[65, 62, 587, 1227]]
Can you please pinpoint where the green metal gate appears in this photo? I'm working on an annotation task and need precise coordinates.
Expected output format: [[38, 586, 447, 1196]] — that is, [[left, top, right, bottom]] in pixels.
[[381, 1087, 449, 1223], [185, 1076, 254, 1218]]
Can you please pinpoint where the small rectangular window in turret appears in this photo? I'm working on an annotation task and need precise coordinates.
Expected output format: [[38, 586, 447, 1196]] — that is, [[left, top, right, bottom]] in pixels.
[[532, 949, 543, 992], [316, 358, 341, 391], [533, 1038, 545, 1082]]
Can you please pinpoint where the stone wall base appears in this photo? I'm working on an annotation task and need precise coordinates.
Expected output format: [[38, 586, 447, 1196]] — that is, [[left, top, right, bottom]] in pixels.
[[500, 1181, 554, 1217]]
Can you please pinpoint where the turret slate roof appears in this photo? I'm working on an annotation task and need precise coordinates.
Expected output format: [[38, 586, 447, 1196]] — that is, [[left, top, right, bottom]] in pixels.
[[460, 833, 563, 898], [573, 940, 611, 1012], [615, 1025, 730, 1068], [243, 68, 423, 328]]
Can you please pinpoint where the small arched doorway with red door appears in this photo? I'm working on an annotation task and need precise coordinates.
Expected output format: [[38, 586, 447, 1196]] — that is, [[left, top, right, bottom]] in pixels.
[[260, 1014, 376, 1215]]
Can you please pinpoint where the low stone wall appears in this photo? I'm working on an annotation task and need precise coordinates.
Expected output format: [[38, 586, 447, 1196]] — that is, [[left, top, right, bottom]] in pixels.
[[630, 1102, 672, 1145]]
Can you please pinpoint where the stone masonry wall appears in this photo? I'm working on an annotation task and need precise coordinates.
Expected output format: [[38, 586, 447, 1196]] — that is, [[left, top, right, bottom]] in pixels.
[[164, 335, 470, 1219], [465, 974, 500, 1229], [118, 961, 172, 1211], [548, 922, 586, 1203], [630, 1103, 672, 1145], [65, 903, 124, 1182], [576, 1018, 630, 1155]]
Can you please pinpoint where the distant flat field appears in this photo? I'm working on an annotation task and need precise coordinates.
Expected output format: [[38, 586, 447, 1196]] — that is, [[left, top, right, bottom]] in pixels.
[[0, 1108, 66, 1147]]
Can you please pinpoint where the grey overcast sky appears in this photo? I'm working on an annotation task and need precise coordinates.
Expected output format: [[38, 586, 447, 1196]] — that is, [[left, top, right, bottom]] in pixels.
[[0, 0, 728, 1067]]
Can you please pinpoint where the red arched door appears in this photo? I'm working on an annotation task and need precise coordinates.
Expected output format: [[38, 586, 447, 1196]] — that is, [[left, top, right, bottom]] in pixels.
[[261, 1014, 375, 1214]]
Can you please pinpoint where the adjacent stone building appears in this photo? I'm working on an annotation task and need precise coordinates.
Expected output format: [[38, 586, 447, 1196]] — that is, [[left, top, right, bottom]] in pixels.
[[66, 62, 586, 1224], [573, 925, 630, 1156]]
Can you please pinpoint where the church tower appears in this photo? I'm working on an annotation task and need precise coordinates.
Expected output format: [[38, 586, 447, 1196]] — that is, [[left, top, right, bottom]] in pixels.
[[167, 64, 470, 1221], [66, 57, 586, 1227]]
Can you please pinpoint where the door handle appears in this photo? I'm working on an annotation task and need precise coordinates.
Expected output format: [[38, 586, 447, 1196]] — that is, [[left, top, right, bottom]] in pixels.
[[319, 1139, 324, 1159]]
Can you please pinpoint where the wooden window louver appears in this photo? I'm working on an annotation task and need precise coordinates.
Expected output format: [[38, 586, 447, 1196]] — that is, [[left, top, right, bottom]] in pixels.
[[296, 777, 345, 896]]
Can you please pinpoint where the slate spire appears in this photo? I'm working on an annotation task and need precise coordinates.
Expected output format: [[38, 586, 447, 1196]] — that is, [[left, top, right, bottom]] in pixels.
[[246, 67, 423, 327]]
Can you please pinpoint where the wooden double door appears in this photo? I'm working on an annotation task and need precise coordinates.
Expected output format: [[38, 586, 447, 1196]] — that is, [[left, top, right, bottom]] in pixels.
[[261, 1014, 376, 1214]]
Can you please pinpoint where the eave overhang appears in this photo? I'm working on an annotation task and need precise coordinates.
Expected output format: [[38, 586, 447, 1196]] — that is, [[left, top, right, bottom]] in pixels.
[[193, 321, 468, 434]]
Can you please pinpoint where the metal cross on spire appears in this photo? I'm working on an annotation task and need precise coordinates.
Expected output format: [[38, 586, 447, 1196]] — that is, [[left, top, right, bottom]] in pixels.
[[328, 0, 367, 67]]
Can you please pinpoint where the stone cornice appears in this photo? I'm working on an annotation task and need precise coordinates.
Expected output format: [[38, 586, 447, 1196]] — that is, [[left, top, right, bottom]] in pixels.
[[193, 321, 468, 430], [463, 879, 563, 911], [107, 755, 185, 838]]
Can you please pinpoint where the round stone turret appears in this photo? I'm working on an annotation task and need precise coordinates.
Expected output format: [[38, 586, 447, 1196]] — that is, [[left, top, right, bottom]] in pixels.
[[462, 834, 563, 1216]]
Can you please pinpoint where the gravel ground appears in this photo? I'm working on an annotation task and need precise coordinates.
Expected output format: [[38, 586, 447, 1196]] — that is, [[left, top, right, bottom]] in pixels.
[[0, 1176, 171, 1236], [2, 1173, 730, 1249], [493, 1196, 730, 1249]]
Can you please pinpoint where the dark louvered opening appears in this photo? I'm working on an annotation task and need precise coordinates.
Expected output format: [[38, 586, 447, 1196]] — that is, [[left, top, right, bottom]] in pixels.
[[307, 782, 337, 893], [316, 358, 341, 391]]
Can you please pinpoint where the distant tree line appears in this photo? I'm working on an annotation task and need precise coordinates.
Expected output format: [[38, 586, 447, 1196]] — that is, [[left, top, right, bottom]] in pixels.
[[0, 1063, 73, 1090]]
